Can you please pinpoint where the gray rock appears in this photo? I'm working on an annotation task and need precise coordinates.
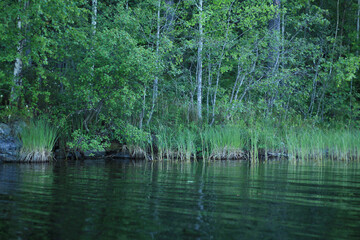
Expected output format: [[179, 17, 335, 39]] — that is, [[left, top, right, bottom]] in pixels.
[[0, 123, 11, 136], [0, 153, 17, 162], [0, 123, 22, 162], [12, 120, 27, 136], [112, 152, 131, 158]]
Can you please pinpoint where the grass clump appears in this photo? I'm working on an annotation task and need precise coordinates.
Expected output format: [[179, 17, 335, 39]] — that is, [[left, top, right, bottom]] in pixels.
[[19, 119, 58, 162], [175, 128, 197, 161], [156, 126, 197, 161], [286, 127, 360, 161], [201, 125, 247, 160], [155, 126, 168, 160]]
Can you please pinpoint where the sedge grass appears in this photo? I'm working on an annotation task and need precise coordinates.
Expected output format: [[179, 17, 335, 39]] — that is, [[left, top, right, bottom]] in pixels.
[[136, 120, 360, 162], [19, 119, 58, 162], [202, 125, 247, 160], [174, 128, 197, 161], [285, 127, 360, 161]]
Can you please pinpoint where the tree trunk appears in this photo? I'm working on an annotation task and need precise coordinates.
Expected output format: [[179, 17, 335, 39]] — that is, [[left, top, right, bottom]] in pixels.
[[267, 0, 281, 113], [268, 0, 281, 72], [357, 0, 360, 56], [147, 0, 161, 126], [196, 0, 203, 121], [91, 0, 97, 74], [335, 0, 340, 42], [92, 0, 97, 36], [206, 52, 212, 121], [165, 0, 175, 36], [10, 0, 25, 106], [351, 0, 359, 122]]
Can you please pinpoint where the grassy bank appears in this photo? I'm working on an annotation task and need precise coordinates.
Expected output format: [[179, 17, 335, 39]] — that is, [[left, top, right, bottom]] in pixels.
[[133, 120, 360, 162], [286, 127, 360, 161], [16, 117, 358, 163]]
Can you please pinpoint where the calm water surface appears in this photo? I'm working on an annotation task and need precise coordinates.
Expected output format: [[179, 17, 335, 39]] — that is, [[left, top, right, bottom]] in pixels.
[[1, 159, 360, 240]]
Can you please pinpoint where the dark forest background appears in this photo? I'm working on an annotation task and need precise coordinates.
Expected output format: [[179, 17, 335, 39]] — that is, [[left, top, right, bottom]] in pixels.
[[1, 0, 359, 153]]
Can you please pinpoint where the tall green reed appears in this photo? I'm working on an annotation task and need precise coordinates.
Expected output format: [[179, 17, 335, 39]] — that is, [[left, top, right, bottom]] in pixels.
[[285, 126, 360, 161], [19, 119, 58, 162], [201, 125, 247, 160]]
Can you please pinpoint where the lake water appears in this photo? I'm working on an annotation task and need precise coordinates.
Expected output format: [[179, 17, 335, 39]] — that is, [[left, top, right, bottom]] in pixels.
[[1, 159, 360, 239]]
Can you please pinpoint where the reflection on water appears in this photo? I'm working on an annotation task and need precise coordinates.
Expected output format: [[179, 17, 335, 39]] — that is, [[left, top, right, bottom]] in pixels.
[[1, 160, 360, 239]]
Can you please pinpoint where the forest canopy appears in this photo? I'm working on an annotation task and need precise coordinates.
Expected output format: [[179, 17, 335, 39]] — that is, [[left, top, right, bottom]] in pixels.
[[0, 0, 359, 154]]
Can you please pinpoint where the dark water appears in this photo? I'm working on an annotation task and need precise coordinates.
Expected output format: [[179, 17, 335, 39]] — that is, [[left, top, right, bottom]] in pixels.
[[1, 160, 360, 240]]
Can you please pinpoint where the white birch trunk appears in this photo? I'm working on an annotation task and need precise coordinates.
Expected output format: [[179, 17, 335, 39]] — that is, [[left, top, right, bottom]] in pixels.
[[206, 53, 211, 121], [10, 0, 24, 105], [92, 0, 97, 36], [91, 0, 97, 73], [351, 0, 359, 121], [147, 0, 161, 126], [267, 0, 281, 113], [196, 0, 203, 121], [357, 0, 360, 55], [165, 0, 175, 34], [268, 0, 281, 71]]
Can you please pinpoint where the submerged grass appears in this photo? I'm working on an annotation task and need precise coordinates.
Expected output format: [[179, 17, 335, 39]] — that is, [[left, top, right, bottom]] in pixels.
[[19, 119, 58, 162]]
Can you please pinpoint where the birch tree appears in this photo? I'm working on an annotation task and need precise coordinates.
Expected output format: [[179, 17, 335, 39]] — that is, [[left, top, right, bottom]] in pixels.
[[10, 0, 26, 106], [267, 0, 281, 112], [268, 0, 281, 72], [196, 0, 204, 121], [357, 0, 360, 56], [92, 0, 97, 71], [147, 0, 161, 126]]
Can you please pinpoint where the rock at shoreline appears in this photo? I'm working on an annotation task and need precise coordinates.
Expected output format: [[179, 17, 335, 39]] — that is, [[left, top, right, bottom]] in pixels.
[[112, 152, 131, 158], [12, 120, 26, 136], [0, 123, 22, 162]]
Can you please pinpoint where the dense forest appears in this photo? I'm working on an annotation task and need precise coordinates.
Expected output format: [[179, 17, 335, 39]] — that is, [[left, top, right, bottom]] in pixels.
[[0, 0, 360, 161]]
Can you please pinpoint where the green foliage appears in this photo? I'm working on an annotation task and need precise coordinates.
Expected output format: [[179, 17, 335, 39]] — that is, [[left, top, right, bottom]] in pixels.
[[67, 129, 109, 153], [0, 0, 359, 162]]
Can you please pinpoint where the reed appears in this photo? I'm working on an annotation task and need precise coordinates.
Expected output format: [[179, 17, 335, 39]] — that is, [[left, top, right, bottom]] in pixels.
[[155, 126, 197, 161], [156, 125, 176, 160], [174, 128, 197, 161], [257, 120, 284, 160], [249, 126, 259, 163], [202, 125, 247, 160], [141, 120, 360, 162], [156, 125, 168, 161], [19, 119, 58, 162], [285, 127, 360, 161]]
